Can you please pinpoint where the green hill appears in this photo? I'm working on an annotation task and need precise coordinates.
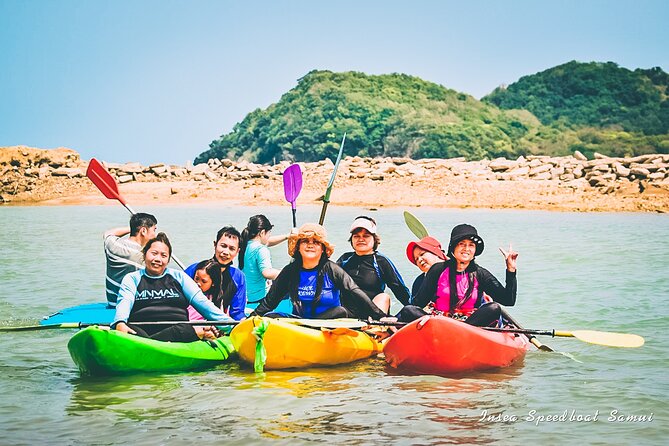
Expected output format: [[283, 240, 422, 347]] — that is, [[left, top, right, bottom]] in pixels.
[[197, 64, 669, 164], [197, 70, 541, 164], [483, 61, 669, 135]]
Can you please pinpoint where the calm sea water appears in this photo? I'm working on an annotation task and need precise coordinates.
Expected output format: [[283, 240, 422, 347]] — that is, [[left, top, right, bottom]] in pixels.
[[0, 204, 667, 445]]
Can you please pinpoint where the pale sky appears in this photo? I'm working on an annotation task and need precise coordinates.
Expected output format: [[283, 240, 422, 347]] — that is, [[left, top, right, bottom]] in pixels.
[[1, 0, 667, 165]]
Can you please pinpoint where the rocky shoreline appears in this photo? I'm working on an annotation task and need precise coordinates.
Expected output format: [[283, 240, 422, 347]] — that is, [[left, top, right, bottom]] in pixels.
[[1, 146, 668, 213]]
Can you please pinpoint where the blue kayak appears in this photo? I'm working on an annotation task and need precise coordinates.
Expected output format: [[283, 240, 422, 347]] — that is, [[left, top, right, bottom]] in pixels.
[[41, 303, 114, 325], [42, 299, 294, 325]]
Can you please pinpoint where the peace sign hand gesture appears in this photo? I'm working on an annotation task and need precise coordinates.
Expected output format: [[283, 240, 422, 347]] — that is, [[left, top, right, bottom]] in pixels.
[[499, 243, 518, 272]]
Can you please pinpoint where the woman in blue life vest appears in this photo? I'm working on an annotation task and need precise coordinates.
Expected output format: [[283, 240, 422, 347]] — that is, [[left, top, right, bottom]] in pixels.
[[337, 216, 410, 312], [395, 224, 519, 327], [251, 223, 386, 320], [113, 232, 233, 342]]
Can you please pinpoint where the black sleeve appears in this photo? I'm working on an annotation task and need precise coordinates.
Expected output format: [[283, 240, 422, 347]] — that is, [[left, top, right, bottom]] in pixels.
[[326, 262, 386, 319], [251, 265, 293, 316], [377, 255, 411, 306], [478, 267, 517, 307], [412, 262, 447, 308]]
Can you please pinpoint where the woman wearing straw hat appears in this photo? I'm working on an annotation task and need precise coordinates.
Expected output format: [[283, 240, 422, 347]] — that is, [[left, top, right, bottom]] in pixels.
[[396, 223, 518, 326], [251, 223, 387, 320]]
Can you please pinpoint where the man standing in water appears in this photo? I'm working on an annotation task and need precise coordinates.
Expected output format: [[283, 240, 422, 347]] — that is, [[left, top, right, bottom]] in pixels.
[[103, 213, 157, 307]]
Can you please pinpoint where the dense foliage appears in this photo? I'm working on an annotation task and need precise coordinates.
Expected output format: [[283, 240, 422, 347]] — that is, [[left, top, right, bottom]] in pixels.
[[197, 64, 669, 164], [198, 71, 541, 163], [483, 61, 669, 135]]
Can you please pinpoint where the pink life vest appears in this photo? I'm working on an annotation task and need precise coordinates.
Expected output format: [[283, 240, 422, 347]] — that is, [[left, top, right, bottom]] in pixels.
[[434, 266, 480, 316]]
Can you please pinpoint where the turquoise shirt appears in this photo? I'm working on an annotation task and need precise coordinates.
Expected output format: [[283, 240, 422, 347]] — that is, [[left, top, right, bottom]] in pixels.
[[243, 240, 273, 302]]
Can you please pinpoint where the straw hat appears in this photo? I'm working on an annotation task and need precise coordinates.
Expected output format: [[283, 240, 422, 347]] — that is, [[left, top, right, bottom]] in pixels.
[[287, 223, 335, 258]]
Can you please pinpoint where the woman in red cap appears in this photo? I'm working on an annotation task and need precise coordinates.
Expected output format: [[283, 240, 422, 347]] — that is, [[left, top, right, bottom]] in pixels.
[[251, 223, 386, 320], [337, 216, 411, 311], [396, 223, 519, 327], [405, 236, 448, 297]]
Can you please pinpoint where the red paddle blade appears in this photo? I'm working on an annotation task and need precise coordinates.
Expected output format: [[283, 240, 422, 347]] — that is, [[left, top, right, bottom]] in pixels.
[[86, 158, 126, 205], [282, 164, 303, 206]]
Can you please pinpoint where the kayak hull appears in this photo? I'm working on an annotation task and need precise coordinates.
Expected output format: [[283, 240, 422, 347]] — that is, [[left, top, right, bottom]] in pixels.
[[68, 326, 235, 375], [230, 316, 382, 370], [384, 315, 529, 374]]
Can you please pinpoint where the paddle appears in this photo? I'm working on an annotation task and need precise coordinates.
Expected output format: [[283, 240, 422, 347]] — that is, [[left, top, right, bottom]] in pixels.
[[484, 327, 645, 348], [403, 211, 429, 238], [282, 164, 303, 227], [86, 158, 186, 270], [500, 308, 553, 352], [318, 132, 346, 225], [0, 320, 238, 332], [0, 319, 646, 347], [0, 317, 366, 332]]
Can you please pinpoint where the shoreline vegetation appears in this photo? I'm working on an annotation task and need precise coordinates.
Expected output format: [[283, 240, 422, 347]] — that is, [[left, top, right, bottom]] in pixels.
[[1, 146, 668, 213]]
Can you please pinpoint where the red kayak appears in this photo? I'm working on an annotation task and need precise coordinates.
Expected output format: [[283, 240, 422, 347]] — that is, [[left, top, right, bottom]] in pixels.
[[384, 315, 529, 374]]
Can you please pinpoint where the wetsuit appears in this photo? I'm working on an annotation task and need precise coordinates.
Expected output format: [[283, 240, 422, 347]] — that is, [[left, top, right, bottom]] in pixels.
[[398, 260, 517, 326], [252, 260, 386, 320], [337, 252, 411, 305], [113, 268, 232, 342]]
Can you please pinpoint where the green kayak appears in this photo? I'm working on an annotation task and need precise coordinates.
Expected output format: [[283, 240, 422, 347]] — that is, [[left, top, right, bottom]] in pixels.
[[68, 326, 235, 375]]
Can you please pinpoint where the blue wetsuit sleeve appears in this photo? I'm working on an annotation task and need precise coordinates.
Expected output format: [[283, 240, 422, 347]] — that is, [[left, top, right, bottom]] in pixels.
[[171, 269, 233, 321], [228, 268, 247, 320], [113, 271, 141, 325]]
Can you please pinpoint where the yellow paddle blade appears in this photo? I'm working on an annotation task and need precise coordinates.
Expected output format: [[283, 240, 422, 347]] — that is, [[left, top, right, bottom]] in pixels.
[[555, 330, 645, 348]]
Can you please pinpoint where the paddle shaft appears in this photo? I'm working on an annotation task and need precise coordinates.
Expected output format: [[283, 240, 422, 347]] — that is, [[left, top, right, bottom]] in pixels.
[[501, 308, 554, 352], [87, 158, 186, 270], [318, 133, 346, 225]]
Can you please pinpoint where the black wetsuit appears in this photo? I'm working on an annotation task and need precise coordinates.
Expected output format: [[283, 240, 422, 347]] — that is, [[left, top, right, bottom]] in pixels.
[[337, 252, 411, 305]]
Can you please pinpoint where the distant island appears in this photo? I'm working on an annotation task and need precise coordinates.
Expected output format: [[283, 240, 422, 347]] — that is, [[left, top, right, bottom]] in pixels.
[[197, 61, 668, 165]]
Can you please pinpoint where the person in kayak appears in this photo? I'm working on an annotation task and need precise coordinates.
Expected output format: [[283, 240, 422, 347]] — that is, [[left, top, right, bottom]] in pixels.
[[336, 216, 410, 311], [187, 259, 222, 321], [396, 223, 518, 327], [238, 214, 290, 306], [405, 236, 447, 298], [103, 213, 157, 307], [113, 232, 233, 342], [185, 226, 247, 320], [250, 223, 387, 320]]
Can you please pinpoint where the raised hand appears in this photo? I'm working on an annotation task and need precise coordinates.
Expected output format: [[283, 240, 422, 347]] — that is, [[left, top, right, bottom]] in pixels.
[[499, 243, 519, 272]]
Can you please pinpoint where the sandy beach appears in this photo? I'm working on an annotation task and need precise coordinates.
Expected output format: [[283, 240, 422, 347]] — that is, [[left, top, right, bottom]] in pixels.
[[2, 146, 668, 213]]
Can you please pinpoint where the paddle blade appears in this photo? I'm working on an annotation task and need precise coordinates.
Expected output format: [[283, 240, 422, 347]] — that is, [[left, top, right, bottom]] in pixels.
[[87, 158, 126, 205], [282, 164, 303, 205], [403, 211, 429, 238], [325, 132, 346, 191], [569, 330, 645, 348]]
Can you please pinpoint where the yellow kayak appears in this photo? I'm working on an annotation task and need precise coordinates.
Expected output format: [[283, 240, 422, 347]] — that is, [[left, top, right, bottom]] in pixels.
[[230, 316, 382, 370]]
